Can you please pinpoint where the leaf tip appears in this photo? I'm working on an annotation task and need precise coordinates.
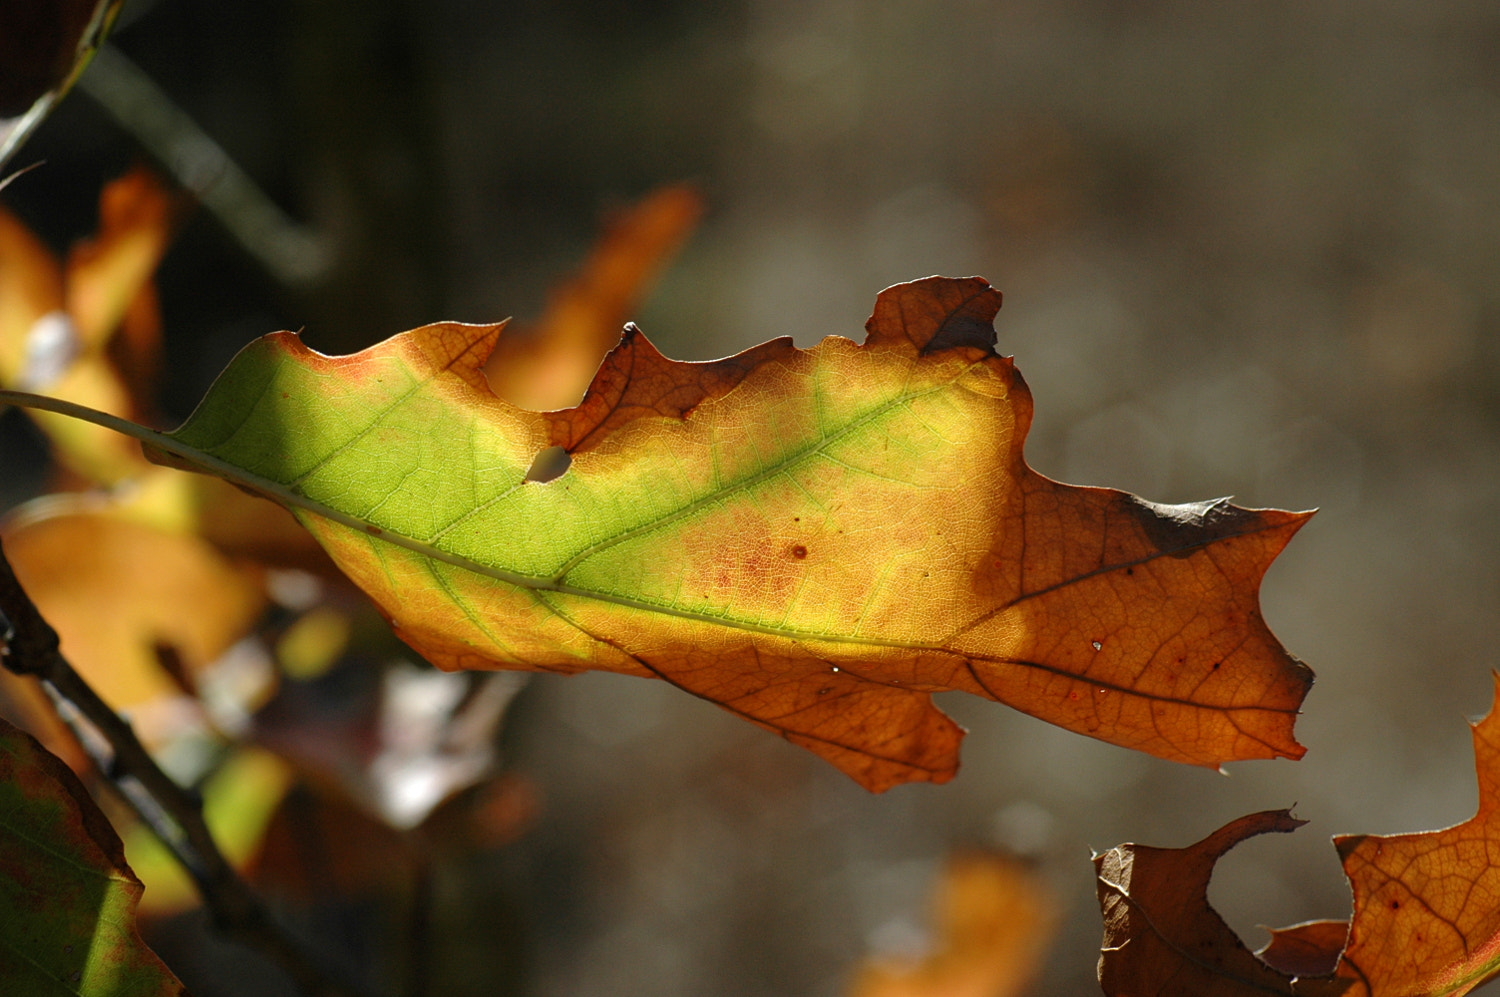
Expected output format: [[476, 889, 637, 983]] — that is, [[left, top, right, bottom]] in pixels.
[[1330, 832, 1367, 863], [1481, 668, 1500, 724]]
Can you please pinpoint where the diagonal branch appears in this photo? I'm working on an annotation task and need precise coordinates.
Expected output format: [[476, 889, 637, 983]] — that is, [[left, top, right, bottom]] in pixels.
[[0, 536, 376, 997]]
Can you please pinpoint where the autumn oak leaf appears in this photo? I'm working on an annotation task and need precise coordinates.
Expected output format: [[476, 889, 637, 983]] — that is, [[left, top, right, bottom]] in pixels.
[[1331, 672, 1500, 996], [1, 276, 1313, 790], [1095, 808, 1349, 996], [1096, 674, 1500, 997]]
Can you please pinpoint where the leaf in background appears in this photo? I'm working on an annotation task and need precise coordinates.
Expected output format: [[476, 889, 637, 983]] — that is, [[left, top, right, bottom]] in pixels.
[[0, 199, 61, 373], [0, 715, 186, 995], [0, 166, 178, 483], [124, 745, 293, 917], [2, 511, 268, 746], [849, 851, 1056, 997], [123, 275, 1313, 790], [0, 665, 88, 773], [254, 655, 526, 831], [1096, 677, 1500, 995], [247, 783, 414, 903], [66, 167, 178, 405], [484, 183, 703, 411]]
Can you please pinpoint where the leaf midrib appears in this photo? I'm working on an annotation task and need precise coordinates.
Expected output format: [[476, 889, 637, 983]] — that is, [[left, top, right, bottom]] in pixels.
[[0, 387, 1289, 667]]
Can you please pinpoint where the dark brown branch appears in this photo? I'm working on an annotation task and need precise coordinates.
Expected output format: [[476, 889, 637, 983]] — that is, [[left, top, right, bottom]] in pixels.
[[0, 537, 376, 997]]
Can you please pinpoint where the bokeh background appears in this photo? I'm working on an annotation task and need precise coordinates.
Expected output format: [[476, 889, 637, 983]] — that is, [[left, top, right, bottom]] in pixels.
[[6, 0, 1500, 994]]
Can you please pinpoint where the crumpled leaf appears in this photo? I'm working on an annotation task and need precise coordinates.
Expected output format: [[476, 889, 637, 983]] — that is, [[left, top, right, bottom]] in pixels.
[[849, 850, 1056, 997], [0, 715, 186, 995], [11, 275, 1312, 790], [1095, 809, 1345, 996], [1258, 921, 1349, 980], [1095, 673, 1500, 996]]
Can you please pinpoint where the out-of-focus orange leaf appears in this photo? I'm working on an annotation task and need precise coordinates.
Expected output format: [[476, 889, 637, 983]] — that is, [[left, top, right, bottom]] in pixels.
[[0, 166, 178, 483], [65, 167, 179, 351], [0, 201, 63, 381], [1096, 676, 1500, 996], [2, 512, 267, 744], [249, 771, 537, 904], [484, 183, 703, 410], [68, 167, 179, 407], [88, 274, 1315, 791], [419, 771, 539, 853], [17, 465, 340, 577], [0, 667, 87, 773], [849, 851, 1056, 997], [189, 475, 337, 574]]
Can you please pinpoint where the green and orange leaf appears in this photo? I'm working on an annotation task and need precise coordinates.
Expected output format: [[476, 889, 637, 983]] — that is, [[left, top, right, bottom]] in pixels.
[[1, 276, 1312, 790], [0, 716, 186, 995]]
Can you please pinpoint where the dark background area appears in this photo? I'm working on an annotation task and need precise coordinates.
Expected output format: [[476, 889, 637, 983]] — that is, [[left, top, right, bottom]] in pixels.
[[6, 1, 1500, 994]]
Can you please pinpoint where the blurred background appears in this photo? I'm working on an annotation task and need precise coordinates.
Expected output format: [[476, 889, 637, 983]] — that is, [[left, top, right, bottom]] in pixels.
[[5, 0, 1500, 994]]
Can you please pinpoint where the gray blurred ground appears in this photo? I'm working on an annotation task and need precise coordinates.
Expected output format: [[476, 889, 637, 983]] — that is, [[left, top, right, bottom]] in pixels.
[[7, 0, 1500, 994]]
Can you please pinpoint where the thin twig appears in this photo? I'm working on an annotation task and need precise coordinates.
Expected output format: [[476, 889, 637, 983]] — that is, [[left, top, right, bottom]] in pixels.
[[77, 43, 332, 287], [0, 537, 376, 997]]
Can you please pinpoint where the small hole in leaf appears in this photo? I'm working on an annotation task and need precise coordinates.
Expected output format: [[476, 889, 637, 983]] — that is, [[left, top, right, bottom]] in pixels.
[[525, 445, 571, 483]]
